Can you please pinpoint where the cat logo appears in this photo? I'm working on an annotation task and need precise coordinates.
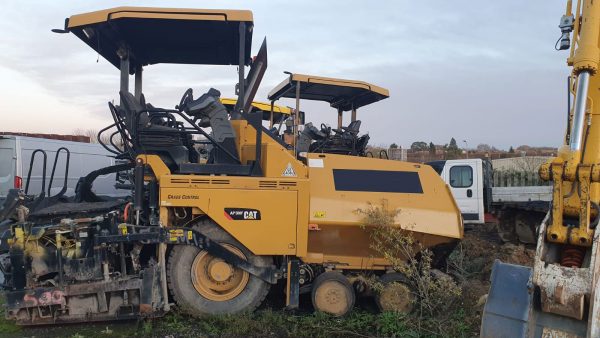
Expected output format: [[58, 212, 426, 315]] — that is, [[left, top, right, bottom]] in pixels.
[[243, 210, 258, 219], [224, 208, 262, 221], [282, 163, 297, 177]]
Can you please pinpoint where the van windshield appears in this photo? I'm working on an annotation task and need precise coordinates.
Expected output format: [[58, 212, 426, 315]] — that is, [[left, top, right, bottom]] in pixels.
[[0, 148, 15, 197]]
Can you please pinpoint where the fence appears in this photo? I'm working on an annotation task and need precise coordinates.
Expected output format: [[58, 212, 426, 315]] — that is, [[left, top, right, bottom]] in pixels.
[[492, 170, 550, 187]]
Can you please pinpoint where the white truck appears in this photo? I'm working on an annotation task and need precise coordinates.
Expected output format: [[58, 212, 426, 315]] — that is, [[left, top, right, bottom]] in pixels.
[[428, 158, 551, 243], [0, 135, 127, 201]]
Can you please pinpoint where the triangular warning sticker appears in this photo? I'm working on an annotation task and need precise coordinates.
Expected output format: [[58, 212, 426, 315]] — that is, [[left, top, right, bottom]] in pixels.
[[282, 163, 297, 177]]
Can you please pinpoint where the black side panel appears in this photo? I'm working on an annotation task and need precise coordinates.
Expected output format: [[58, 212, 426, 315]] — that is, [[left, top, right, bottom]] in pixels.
[[333, 169, 423, 193]]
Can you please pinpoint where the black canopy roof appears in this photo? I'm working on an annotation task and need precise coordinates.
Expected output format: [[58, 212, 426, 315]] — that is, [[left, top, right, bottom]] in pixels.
[[65, 7, 254, 73]]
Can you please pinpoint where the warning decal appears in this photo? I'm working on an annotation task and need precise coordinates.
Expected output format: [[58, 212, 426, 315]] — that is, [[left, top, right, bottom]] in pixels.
[[282, 163, 297, 177]]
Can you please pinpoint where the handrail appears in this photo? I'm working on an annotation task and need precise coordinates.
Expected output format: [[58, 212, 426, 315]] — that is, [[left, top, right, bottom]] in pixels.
[[97, 122, 121, 155], [24, 149, 47, 196], [47, 147, 71, 198]]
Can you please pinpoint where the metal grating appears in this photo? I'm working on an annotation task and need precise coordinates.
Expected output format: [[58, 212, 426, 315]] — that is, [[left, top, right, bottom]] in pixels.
[[259, 181, 278, 188]]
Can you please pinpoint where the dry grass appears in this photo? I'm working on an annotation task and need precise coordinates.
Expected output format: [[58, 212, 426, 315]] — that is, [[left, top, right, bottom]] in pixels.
[[357, 201, 466, 335]]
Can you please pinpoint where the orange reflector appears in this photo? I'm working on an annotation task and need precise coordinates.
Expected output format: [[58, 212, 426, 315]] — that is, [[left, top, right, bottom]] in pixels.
[[308, 224, 321, 231]]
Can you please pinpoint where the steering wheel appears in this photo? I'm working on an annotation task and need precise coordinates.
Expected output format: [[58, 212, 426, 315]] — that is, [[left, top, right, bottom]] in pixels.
[[177, 88, 194, 111], [320, 123, 331, 135]]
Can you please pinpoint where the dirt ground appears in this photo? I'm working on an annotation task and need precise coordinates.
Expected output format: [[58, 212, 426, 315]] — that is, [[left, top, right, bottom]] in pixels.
[[452, 226, 535, 332]]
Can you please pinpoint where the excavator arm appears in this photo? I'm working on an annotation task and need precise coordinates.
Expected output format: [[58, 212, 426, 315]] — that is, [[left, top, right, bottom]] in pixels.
[[482, 1, 600, 337]]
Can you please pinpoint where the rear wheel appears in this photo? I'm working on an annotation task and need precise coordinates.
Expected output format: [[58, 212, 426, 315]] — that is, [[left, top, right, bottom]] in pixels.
[[375, 272, 415, 314], [311, 271, 355, 317], [167, 219, 271, 316]]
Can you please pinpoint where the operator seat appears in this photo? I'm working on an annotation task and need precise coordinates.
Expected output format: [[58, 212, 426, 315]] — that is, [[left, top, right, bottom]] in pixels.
[[307, 119, 368, 155], [343, 120, 361, 136], [118, 91, 194, 168]]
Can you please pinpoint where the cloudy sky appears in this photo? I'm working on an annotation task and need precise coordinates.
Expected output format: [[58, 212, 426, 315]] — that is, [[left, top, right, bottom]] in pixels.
[[0, 1, 570, 149]]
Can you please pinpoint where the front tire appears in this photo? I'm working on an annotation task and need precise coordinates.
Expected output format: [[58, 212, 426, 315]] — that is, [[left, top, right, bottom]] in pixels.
[[167, 219, 272, 316]]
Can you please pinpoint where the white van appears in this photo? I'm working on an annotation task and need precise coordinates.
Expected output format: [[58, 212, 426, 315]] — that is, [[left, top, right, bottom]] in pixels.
[[0, 135, 127, 200]]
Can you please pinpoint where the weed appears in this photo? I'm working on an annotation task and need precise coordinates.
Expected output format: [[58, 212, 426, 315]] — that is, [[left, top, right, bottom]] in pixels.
[[356, 201, 472, 337], [141, 319, 153, 336], [0, 296, 20, 335], [357, 201, 462, 317]]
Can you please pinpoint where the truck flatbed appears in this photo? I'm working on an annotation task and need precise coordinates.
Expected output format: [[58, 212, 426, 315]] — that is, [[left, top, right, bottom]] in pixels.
[[492, 186, 552, 204]]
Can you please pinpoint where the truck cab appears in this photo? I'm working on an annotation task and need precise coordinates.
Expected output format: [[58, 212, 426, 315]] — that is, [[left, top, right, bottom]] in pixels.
[[428, 158, 492, 224]]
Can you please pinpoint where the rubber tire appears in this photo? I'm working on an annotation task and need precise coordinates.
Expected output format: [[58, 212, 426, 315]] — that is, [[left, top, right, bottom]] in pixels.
[[311, 271, 355, 317], [375, 272, 415, 314], [167, 218, 272, 316]]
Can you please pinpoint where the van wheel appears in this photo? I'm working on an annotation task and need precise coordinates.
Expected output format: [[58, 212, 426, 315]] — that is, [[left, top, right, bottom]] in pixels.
[[311, 271, 355, 317], [375, 272, 415, 314], [167, 219, 271, 316]]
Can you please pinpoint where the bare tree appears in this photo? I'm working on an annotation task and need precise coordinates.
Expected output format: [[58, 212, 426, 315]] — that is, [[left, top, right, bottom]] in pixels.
[[512, 156, 548, 173], [476, 143, 492, 152], [73, 128, 99, 143], [73, 128, 122, 150]]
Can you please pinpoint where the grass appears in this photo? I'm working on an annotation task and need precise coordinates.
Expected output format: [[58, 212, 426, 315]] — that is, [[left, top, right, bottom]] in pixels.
[[139, 308, 473, 338], [0, 296, 20, 336], [0, 305, 476, 338]]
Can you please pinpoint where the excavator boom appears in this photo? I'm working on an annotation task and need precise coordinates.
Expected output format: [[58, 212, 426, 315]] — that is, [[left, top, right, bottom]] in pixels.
[[482, 1, 600, 337]]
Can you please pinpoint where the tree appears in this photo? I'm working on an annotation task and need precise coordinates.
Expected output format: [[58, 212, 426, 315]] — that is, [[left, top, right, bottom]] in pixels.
[[429, 142, 436, 155], [73, 128, 102, 143], [448, 138, 458, 151], [390, 143, 399, 149], [476, 143, 492, 152], [410, 141, 428, 151], [513, 156, 546, 173], [445, 137, 462, 160], [509, 146, 515, 153], [73, 128, 122, 148]]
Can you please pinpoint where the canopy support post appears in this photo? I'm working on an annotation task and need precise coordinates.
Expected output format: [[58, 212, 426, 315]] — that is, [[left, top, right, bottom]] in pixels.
[[134, 66, 143, 102], [118, 48, 129, 105], [294, 81, 301, 153], [337, 108, 343, 129], [270, 101, 275, 129], [351, 107, 357, 122], [233, 22, 246, 120]]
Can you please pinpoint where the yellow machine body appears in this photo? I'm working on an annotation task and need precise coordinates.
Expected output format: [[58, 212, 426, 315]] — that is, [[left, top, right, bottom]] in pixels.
[[142, 118, 463, 270]]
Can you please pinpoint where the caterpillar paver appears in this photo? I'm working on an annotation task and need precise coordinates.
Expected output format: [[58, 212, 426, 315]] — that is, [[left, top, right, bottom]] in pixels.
[[268, 73, 388, 157], [0, 7, 462, 324]]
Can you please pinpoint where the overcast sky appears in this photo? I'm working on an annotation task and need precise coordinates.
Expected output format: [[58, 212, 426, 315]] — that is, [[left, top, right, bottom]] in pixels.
[[0, 1, 570, 150]]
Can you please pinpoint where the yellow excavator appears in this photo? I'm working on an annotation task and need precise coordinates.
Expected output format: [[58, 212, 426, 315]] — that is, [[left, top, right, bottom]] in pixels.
[[0, 7, 462, 324], [481, 1, 600, 337]]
